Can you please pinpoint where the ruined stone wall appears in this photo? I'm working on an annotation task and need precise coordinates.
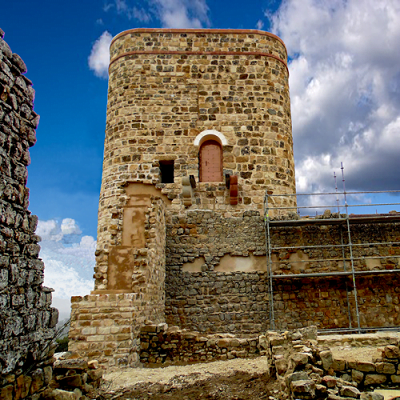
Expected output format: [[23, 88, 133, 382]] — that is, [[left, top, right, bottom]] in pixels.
[[139, 323, 266, 367], [95, 29, 296, 289], [0, 30, 58, 399], [165, 212, 400, 333], [69, 197, 166, 367]]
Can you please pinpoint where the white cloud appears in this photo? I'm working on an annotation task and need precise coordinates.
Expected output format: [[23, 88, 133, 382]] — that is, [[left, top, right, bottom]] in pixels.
[[151, 0, 210, 28], [38, 219, 95, 302], [88, 31, 113, 79], [104, 0, 209, 28], [132, 6, 152, 22], [256, 19, 264, 30], [61, 218, 82, 236], [270, 0, 400, 192]]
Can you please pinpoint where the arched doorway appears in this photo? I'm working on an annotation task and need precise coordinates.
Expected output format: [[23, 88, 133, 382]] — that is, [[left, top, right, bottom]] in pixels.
[[199, 140, 223, 182]]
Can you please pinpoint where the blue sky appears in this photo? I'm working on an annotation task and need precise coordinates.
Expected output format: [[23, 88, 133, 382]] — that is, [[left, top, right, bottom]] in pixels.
[[2, 0, 400, 318]]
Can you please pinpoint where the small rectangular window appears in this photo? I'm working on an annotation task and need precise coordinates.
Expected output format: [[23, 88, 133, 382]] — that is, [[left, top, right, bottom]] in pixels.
[[159, 160, 174, 183]]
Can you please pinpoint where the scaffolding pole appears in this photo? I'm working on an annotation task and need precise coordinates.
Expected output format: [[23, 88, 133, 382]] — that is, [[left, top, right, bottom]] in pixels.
[[264, 188, 400, 333], [264, 195, 275, 330]]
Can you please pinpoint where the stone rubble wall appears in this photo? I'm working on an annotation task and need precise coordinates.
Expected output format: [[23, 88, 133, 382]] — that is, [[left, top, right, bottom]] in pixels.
[[69, 197, 166, 367], [0, 29, 58, 399], [165, 211, 400, 333], [139, 323, 266, 367]]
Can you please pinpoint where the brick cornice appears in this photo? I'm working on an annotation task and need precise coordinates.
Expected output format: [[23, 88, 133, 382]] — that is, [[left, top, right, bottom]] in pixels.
[[109, 50, 288, 74], [111, 28, 287, 51]]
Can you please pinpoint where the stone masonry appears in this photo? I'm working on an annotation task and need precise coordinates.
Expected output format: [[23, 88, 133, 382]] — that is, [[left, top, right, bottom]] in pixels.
[[0, 29, 58, 399]]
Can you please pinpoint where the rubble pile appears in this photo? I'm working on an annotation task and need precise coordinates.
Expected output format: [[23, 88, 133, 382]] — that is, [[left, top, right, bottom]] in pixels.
[[43, 353, 103, 400], [267, 326, 399, 399]]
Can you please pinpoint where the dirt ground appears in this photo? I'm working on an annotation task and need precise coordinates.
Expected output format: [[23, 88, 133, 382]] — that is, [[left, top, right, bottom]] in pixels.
[[96, 357, 279, 400], [93, 333, 400, 400]]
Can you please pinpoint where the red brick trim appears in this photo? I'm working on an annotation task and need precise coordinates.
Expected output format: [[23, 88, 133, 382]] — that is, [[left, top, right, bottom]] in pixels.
[[109, 50, 288, 74], [111, 28, 287, 51]]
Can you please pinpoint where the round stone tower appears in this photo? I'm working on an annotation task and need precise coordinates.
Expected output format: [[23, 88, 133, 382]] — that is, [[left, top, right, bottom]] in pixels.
[[94, 28, 296, 290]]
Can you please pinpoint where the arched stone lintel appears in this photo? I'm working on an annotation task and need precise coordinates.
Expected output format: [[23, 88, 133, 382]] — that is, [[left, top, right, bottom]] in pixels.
[[193, 130, 228, 147]]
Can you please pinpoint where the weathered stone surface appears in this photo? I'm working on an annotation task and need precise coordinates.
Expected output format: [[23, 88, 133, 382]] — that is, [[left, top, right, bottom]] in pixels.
[[355, 361, 375, 373], [54, 359, 88, 370], [0, 29, 56, 399], [320, 350, 333, 371], [340, 386, 360, 398], [364, 374, 387, 386], [322, 376, 337, 388], [286, 371, 309, 386], [0, 385, 13, 400], [391, 374, 400, 383], [351, 369, 364, 384], [275, 358, 288, 375], [360, 393, 384, 400], [375, 362, 396, 374], [291, 352, 309, 367], [384, 345, 400, 359], [332, 359, 347, 371], [30, 369, 44, 394], [291, 379, 316, 396]]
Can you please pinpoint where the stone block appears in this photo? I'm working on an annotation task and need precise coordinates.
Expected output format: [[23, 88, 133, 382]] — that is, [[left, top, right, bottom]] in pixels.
[[43, 366, 53, 385], [30, 369, 44, 394], [321, 376, 337, 388], [0, 385, 13, 400], [286, 371, 309, 386], [320, 350, 333, 371], [355, 361, 375, 372], [291, 379, 316, 397], [54, 359, 88, 370], [375, 362, 396, 374], [384, 345, 400, 359], [81, 327, 96, 335], [340, 386, 360, 398], [332, 358, 346, 371], [364, 374, 387, 386], [391, 374, 400, 384], [351, 369, 363, 384], [291, 352, 309, 367]]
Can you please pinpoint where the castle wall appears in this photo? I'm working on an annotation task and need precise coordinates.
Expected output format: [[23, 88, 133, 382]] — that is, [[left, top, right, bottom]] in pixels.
[[0, 30, 58, 399], [165, 212, 400, 333]]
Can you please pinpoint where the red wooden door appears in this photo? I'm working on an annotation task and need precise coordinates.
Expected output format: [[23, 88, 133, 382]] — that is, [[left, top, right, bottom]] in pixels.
[[200, 140, 222, 182]]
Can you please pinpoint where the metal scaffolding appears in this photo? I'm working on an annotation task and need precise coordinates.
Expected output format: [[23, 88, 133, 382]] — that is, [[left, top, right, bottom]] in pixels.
[[263, 189, 400, 333]]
